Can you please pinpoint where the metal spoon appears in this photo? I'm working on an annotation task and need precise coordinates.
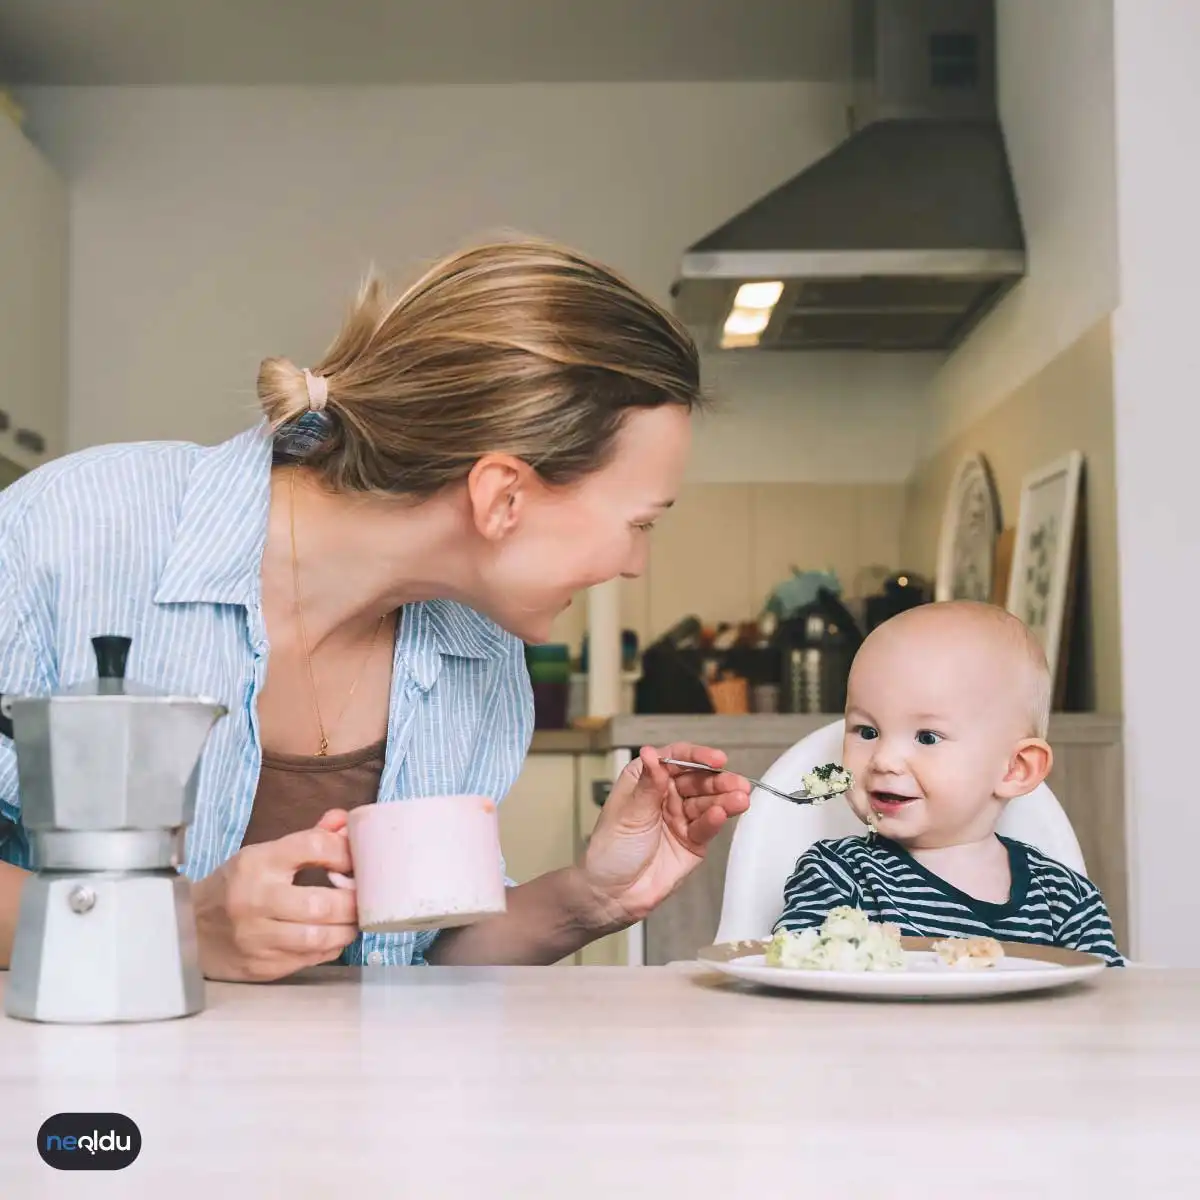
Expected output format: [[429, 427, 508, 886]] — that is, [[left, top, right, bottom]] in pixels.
[[659, 757, 842, 807]]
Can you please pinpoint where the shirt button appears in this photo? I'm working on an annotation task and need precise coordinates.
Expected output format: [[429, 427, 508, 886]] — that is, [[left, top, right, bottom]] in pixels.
[[366, 951, 383, 966]]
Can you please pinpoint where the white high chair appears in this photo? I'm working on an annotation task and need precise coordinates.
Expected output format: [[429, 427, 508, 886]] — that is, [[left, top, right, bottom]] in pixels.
[[714, 719, 1087, 945]]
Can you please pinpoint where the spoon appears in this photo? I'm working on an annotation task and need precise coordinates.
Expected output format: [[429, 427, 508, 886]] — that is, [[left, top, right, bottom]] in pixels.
[[658, 757, 847, 807]]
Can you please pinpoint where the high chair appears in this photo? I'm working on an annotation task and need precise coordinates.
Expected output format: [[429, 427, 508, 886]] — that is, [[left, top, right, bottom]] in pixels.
[[714, 718, 1087, 945]]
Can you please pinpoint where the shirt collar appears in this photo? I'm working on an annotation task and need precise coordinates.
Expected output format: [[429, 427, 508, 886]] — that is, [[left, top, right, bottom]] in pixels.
[[153, 424, 272, 608], [154, 423, 512, 664], [396, 600, 511, 691]]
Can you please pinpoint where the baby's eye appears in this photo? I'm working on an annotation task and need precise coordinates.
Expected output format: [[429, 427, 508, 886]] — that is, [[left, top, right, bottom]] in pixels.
[[852, 724, 879, 741], [631, 521, 656, 533], [915, 730, 942, 746]]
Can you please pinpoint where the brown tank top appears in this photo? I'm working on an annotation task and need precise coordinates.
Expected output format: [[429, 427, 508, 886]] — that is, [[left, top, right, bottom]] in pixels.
[[241, 739, 387, 887]]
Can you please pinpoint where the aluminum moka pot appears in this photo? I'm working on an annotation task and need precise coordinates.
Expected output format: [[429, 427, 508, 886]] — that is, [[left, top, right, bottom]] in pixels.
[[1, 635, 226, 1024]]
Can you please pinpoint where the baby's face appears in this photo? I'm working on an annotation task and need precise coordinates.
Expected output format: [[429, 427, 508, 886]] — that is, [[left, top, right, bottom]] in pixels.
[[841, 617, 1034, 849]]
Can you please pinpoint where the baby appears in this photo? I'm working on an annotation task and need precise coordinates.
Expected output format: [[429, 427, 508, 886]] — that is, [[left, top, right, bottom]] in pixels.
[[774, 600, 1123, 965]]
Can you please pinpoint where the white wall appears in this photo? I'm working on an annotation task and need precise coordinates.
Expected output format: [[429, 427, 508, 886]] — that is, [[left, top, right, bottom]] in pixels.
[[919, 0, 1119, 455], [17, 83, 936, 485], [0, 110, 67, 469], [692, 352, 935, 484], [1110, 0, 1200, 966]]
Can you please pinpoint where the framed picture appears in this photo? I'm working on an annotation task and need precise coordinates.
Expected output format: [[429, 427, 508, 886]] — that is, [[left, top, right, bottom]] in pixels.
[[1005, 451, 1084, 686], [934, 453, 1002, 603]]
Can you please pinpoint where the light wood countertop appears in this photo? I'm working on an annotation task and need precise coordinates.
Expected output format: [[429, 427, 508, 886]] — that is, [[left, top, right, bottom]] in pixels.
[[530, 713, 1122, 754], [599, 712, 1123, 750], [1, 964, 1195, 1196]]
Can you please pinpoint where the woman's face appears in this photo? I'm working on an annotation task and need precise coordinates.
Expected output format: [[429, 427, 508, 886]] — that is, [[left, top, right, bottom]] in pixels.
[[470, 404, 693, 643]]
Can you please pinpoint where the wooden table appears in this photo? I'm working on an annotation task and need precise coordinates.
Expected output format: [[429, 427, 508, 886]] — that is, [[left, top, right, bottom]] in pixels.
[[2, 965, 1197, 1198]]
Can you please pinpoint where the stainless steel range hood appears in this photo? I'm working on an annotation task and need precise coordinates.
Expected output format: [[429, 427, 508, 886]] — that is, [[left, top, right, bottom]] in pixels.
[[672, 0, 1026, 352]]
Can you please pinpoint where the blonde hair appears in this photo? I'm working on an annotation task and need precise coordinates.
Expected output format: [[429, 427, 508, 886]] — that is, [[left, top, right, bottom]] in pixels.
[[258, 237, 704, 497]]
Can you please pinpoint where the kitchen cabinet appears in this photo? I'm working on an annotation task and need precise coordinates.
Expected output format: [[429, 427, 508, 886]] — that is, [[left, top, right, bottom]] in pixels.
[[0, 113, 67, 469], [574, 753, 627, 966], [496, 752, 578, 966], [496, 748, 627, 966], [498, 754, 575, 888]]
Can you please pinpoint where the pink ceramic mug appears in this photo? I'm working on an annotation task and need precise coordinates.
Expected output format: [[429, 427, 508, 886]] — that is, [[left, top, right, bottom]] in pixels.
[[327, 795, 508, 933]]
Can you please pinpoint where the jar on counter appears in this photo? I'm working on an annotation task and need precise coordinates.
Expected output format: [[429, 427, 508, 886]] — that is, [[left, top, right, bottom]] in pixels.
[[525, 643, 571, 729]]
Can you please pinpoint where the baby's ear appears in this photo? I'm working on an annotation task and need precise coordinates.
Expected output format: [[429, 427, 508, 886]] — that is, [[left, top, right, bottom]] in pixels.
[[997, 738, 1053, 799]]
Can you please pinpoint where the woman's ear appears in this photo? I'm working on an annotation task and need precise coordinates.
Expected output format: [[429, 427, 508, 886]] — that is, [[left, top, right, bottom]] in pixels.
[[996, 738, 1054, 800], [466, 454, 531, 540]]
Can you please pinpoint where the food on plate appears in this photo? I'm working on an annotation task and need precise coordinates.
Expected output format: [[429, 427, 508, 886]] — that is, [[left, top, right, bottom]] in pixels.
[[802, 762, 852, 802], [765, 906, 905, 972], [931, 935, 1005, 970]]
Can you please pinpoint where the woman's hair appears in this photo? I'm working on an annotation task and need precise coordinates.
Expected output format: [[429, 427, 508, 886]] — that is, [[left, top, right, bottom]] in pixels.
[[258, 237, 705, 497]]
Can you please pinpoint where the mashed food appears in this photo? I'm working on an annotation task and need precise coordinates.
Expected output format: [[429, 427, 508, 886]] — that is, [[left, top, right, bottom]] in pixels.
[[932, 935, 1005, 969], [802, 763, 852, 801], [766, 906, 905, 972]]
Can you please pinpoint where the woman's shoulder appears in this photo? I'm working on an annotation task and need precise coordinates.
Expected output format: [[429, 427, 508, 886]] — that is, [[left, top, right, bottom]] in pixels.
[[1, 427, 267, 550], [1, 438, 206, 528]]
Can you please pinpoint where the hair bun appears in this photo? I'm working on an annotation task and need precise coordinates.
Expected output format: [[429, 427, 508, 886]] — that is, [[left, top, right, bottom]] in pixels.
[[257, 356, 311, 427]]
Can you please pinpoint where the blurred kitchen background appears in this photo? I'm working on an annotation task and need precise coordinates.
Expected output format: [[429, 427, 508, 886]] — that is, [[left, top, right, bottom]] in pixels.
[[2, 0, 1190, 966]]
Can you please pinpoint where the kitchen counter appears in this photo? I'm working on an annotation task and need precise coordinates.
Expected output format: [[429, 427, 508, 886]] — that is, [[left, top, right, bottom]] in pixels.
[[528, 728, 602, 753], [1, 964, 1195, 1196], [530, 712, 1122, 753], [595, 712, 1123, 749]]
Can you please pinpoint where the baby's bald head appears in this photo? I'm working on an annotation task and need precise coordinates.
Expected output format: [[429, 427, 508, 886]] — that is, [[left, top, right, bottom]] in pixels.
[[851, 601, 1050, 740]]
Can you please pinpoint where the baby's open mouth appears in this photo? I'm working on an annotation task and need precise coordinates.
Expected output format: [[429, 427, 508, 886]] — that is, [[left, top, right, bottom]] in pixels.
[[870, 791, 919, 810]]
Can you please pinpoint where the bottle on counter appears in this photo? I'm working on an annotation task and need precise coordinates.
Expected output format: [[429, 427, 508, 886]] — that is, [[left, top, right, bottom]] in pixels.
[[524, 643, 571, 729]]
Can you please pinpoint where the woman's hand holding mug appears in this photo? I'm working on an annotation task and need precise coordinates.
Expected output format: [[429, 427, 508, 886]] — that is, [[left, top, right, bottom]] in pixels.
[[192, 828, 359, 982]]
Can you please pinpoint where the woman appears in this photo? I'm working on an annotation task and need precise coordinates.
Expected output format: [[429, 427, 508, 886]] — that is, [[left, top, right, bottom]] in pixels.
[[0, 238, 751, 980]]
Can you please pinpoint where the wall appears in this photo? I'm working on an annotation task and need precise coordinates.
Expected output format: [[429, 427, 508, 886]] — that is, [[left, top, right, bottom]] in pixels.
[[553, 479, 906, 650], [904, 0, 1121, 714], [898, 3, 1129, 950], [17, 83, 935, 484], [0, 107, 67, 469], [920, 0, 1118, 454], [902, 318, 1120, 712], [0, 457, 24, 490], [691, 352, 935, 485], [1110, 0, 1200, 964], [17, 83, 936, 653]]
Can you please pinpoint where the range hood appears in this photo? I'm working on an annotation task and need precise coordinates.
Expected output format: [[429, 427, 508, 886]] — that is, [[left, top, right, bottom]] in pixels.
[[672, 0, 1026, 353]]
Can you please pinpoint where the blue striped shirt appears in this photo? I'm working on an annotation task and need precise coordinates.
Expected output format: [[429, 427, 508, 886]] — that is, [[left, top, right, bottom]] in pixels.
[[775, 834, 1124, 966], [0, 424, 533, 965]]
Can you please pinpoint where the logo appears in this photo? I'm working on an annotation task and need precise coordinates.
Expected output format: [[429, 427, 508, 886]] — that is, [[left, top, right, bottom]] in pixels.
[[37, 1113, 141, 1171]]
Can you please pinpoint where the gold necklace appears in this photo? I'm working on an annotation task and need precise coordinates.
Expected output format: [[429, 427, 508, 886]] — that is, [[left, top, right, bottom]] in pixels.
[[289, 470, 386, 756]]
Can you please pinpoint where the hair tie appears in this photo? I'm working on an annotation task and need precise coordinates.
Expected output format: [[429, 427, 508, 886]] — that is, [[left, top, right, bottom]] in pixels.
[[303, 368, 329, 412]]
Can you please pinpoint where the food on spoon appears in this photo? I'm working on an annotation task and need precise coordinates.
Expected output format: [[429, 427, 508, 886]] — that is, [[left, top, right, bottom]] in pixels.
[[801, 763, 853, 802], [931, 935, 1005, 970], [766, 906, 905, 972]]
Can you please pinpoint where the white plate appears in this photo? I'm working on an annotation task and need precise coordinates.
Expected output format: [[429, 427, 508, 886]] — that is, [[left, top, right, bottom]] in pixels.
[[697, 937, 1107, 1000]]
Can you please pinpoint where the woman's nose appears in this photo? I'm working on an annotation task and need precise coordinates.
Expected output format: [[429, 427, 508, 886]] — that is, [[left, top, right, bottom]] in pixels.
[[621, 543, 649, 580]]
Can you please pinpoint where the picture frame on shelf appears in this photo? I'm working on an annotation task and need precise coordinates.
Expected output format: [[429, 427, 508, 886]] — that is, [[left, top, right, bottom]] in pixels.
[[991, 527, 1016, 608], [934, 452, 1002, 603], [1005, 451, 1084, 691]]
